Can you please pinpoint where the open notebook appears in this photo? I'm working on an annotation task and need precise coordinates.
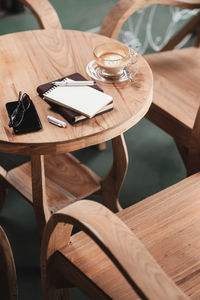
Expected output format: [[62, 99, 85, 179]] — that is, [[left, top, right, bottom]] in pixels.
[[42, 78, 113, 118]]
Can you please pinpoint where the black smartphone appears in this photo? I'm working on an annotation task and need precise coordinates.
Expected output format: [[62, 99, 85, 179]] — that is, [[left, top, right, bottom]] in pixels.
[[6, 100, 42, 135]]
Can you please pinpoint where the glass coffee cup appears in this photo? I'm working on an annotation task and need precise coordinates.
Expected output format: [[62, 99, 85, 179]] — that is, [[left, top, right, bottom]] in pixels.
[[93, 42, 138, 80]]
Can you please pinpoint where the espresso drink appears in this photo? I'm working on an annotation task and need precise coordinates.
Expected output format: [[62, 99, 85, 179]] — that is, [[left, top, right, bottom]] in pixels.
[[94, 43, 130, 77]]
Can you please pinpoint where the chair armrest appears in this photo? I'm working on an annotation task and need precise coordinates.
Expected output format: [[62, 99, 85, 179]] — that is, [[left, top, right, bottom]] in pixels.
[[19, 0, 62, 29], [99, 0, 200, 39], [41, 200, 187, 300]]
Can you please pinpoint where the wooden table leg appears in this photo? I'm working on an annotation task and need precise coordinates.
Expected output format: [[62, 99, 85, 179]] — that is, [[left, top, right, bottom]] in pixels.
[[101, 134, 128, 212], [31, 155, 51, 235]]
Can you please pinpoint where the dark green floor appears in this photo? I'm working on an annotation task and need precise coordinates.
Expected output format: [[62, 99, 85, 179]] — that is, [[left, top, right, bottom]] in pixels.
[[0, 1, 186, 299]]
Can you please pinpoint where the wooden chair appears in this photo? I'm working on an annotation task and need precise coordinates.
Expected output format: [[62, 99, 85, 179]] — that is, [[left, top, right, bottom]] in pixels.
[[0, 226, 18, 300], [41, 172, 200, 299], [99, 0, 200, 175]]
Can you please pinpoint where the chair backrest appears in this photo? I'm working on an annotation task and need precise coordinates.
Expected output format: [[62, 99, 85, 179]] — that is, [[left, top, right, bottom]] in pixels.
[[99, 0, 200, 50], [19, 0, 62, 29], [0, 226, 17, 300]]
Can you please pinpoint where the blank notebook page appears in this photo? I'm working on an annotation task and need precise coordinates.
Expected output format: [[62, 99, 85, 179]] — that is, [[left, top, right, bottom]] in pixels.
[[43, 80, 113, 118]]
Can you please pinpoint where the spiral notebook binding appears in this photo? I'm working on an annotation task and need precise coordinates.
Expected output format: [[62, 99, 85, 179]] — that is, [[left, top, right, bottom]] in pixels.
[[44, 86, 56, 96], [44, 77, 68, 96]]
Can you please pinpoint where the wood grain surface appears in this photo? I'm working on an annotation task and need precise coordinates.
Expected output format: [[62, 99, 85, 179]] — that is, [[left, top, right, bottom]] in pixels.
[[0, 29, 153, 155], [41, 173, 200, 299]]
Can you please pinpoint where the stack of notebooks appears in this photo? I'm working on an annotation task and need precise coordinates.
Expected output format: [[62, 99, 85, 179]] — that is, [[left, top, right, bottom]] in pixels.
[[37, 73, 113, 124]]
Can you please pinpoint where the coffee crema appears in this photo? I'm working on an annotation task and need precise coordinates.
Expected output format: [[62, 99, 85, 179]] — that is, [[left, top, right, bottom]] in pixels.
[[99, 52, 125, 67]]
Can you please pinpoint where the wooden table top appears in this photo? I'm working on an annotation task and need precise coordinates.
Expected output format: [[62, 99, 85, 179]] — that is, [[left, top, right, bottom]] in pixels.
[[0, 29, 153, 155]]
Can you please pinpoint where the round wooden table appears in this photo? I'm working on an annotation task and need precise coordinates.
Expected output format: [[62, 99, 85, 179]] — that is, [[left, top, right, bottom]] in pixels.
[[0, 29, 153, 233]]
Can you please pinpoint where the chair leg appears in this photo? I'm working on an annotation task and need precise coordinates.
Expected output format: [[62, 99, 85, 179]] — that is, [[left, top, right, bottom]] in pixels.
[[0, 167, 8, 213], [174, 139, 188, 167], [185, 148, 200, 176], [43, 285, 70, 300], [0, 176, 7, 213], [175, 138, 200, 176]]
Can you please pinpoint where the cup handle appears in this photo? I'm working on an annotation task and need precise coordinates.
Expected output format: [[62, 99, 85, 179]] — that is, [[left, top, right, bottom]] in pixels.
[[124, 48, 138, 82]]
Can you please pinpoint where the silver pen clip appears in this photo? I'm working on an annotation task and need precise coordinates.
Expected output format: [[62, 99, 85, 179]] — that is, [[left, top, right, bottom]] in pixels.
[[47, 116, 66, 128]]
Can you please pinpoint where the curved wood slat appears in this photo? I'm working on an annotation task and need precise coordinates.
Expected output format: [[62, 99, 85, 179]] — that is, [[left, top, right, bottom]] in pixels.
[[99, 0, 200, 39], [0, 226, 18, 300], [19, 0, 62, 29], [41, 200, 187, 300]]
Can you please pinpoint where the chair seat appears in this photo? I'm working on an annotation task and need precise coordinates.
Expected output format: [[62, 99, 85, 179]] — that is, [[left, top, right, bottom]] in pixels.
[[145, 47, 200, 145], [55, 172, 200, 299]]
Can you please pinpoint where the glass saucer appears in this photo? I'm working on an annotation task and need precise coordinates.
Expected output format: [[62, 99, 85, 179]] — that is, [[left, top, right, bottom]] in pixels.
[[86, 60, 136, 83]]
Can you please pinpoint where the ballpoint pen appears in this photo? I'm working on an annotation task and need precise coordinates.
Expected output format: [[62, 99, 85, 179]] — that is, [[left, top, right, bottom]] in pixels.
[[52, 80, 97, 86]]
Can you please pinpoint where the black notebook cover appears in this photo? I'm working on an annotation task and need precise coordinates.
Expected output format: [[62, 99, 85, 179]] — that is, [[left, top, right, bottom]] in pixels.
[[37, 73, 113, 124]]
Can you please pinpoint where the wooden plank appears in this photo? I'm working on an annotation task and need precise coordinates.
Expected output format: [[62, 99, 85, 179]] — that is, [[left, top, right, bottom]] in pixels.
[[6, 153, 101, 211]]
